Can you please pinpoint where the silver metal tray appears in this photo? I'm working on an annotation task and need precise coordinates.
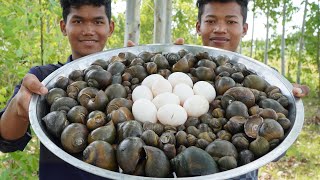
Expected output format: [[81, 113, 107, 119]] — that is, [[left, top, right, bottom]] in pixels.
[[29, 44, 304, 179]]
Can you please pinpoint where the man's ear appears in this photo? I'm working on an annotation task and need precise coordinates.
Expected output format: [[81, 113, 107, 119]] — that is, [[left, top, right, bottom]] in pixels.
[[242, 23, 248, 37], [60, 20, 67, 36], [196, 21, 201, 36], [107, 20, 115, 37]]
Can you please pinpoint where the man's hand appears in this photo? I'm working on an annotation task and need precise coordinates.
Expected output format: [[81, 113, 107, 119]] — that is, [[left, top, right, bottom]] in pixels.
[[16, 74, 48, 120], [127, 40, 135, 47], [292, 83, 310, 98], [174, 38, 185, 45]]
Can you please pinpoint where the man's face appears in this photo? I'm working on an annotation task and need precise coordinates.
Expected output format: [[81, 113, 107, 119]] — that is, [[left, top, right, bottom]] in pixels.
[[196, 2, 248, 52], [60, 5, 114, 60]]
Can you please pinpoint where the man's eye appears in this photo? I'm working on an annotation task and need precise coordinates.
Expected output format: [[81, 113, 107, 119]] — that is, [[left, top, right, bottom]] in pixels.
[[73, 20, 81, 24], [228, 21, 238, 24], [205, 20, 214, 24], [95, 21, 104, 24]]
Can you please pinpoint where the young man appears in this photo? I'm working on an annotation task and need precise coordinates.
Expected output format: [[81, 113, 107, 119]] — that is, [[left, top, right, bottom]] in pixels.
[[195, 0, 309, 97], [195, 0, 308, 179], [0, 0, 114, 179]]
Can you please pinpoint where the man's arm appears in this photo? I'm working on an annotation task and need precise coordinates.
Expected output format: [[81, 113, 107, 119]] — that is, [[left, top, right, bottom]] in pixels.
[[0, 74, 48, 141]]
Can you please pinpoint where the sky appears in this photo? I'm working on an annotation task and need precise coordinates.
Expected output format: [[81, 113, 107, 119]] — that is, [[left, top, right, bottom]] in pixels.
[[243, 0, 317, 41], [114, 0, 316, 41]]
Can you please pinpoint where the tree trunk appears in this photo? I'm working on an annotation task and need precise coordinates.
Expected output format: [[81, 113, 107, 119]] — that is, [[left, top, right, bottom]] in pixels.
[[153, 0, 166, 43], [250, 0, 256, 58], [39, 0, 44, 65], [124, 0, 141, 46], [165, 0, 172, 43], [264, 2, 270, 65], [317, 0, 320, 97], [297, 0, 308, 84], [281, 0, 287, 76], [255, 39, 258, 57]]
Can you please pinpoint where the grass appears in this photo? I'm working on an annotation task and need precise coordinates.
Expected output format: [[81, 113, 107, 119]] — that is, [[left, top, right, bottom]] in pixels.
[[0, 96, 319, 179]]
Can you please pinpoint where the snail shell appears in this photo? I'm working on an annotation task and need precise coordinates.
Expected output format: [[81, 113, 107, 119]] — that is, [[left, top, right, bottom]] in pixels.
[[143, 146, 171, 177], [66, 81, 88, 99], [142, 122, 164, 136], [243, 74, 268, 91], [61, 123, 88, 154], [239, 149, 255, 165], [249, 136, 270, 157], [67, 105, 88, 124], [86, 110, 107, 130], [223, 87, 256, 108], [83, 140, 118, 171], [68, 69, 84, 81], [244, 114, 264, 138], [50, 97, 78, 113], [205, 139, 238, 161], [45, 88, 67, 105], [88, 121, 116, 144], [117, 120, 143, 142], [218, 156, 237, 171], [141, 130, 159, 147], [85, 69, 112, 90], [259, 98, 288, 117], [171, 146, 219, 177], [106, 98, 133, 114], [226, 101, 249, 119], [105, 84, 127, 101], [91, 59, 110, 69], [54, 76, 71, 90], [42, 111, 69, 138], [107, 61, 126, 75], [116, 137, 145, 174], [78, 87, 108, 112]]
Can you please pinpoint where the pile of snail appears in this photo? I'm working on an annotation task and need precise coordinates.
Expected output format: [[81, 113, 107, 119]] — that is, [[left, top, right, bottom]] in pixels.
[[42, 49, 292, 177]]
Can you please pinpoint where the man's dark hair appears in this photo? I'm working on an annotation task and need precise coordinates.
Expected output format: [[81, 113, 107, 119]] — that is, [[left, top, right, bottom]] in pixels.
[[60, 0, 112, 22], [196, 0, 248, 24]]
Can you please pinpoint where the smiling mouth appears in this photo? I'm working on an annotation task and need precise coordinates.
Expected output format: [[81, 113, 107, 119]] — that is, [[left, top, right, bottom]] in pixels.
[[79, 40, 98, 46], [80, 40, 97, 42], [210, 37, 230, 43]]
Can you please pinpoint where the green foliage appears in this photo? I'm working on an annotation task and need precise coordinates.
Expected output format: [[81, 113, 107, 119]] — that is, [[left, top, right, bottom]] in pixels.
[[242, 0, 319, 94], [0, 136, 39, 179], [0, 87, 8, 109], [108, 12, 125, 48], [140, 0, 155, 45], [172, 0, 201, 45]]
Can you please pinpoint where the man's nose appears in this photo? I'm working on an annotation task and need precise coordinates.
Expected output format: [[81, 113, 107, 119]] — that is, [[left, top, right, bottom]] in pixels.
[[82, 23, 94, 35], [213, 22, 227, 33]]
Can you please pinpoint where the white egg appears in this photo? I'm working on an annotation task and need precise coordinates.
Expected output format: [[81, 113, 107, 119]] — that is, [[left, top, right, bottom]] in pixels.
[[168, 72, 193, 88], [151, 78, 172, 97], [157, 104, 187, 126], [173, 83, 194, 105], [183, 95, 209, 118], [193, 81, 216, 103], [141, 74, 164, 89], [132, 99, 157, 123], [152, 92, 180, 109], [132, 85, 153, 102]]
